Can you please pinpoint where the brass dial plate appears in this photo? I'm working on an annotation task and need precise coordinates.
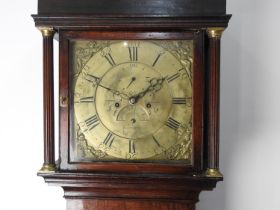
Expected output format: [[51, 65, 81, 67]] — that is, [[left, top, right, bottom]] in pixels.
[[70, 40, 193, 163]]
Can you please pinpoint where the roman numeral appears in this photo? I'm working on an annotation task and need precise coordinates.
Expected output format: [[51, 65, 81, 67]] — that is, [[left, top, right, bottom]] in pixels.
[[104, 53, 116, 66], [165, 117, 180, 130], [101, 47, 116, 66], [167, 73, 180, 83], [152, 53, 163, 67], [85, 115, 99, 130], [79, 96, 95, 103], [128, 47, 138, 61], [129, 140, 136, 154], [152, 136, 161, 147], [103, 132, 114, 147], [172, 97, 186, 105]]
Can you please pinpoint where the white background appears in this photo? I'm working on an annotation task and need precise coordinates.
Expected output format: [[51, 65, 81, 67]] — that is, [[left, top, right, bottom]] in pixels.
[[0, 0, 279, 209]]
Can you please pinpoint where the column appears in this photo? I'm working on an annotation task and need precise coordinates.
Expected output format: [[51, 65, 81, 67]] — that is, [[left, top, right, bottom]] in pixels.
[[205, 27, 225, 177], [38, 27, 56, 172]]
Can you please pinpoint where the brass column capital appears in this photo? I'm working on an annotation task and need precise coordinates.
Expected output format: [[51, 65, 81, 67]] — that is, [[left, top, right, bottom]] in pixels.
[[38, 27, 55, 37], [207, 27, 225, 38]]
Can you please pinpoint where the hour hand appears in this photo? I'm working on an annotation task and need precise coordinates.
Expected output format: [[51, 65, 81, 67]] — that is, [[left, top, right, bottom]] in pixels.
[[129, 77, 166, 103], [141, 77, 166, 95]]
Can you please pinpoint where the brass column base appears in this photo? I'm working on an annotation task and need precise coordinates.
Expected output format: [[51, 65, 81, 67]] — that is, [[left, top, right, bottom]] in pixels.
[[39, 164, 57, 173], [205, 168, 223, 178]]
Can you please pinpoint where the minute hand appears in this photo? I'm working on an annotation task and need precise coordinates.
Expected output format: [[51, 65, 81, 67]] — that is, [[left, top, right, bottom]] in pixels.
[[98, 83, 129, 99], [131, 77, 166, 103]]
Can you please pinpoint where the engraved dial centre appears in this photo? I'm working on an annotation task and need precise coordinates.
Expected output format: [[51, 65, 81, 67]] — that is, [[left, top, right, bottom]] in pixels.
[[95, 62, 172, 139]]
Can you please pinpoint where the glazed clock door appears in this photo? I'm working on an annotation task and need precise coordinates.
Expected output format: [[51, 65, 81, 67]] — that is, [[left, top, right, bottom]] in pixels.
[[59, 31, 204, 174]]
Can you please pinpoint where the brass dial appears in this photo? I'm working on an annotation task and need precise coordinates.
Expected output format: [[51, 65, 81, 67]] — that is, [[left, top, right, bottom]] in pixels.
[[73, 40, 193, 161]]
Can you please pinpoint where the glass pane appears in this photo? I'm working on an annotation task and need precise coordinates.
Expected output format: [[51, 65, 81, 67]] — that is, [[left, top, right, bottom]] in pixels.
[[69, 40, 193, 164]]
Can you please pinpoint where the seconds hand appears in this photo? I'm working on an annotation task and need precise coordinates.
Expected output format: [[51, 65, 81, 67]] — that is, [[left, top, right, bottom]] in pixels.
[[126, 77, 136, 89]]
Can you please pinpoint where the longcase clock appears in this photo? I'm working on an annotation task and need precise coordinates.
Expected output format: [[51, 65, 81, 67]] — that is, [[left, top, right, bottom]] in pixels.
[[32, 0, 231, 209]]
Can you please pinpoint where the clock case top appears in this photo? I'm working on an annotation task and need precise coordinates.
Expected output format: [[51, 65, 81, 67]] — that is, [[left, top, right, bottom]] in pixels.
[[37, 0, 226, 16], [33, 0, 230, 28]]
